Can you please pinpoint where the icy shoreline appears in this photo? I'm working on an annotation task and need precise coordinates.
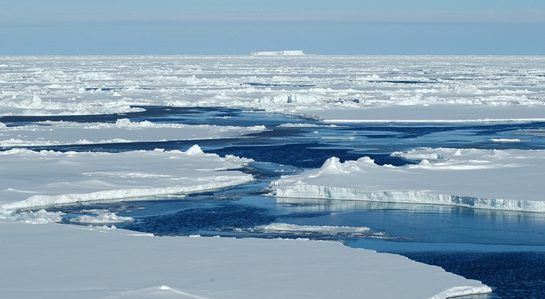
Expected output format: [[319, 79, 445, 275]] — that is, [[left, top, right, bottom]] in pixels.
[[272, 148, 545, 212]]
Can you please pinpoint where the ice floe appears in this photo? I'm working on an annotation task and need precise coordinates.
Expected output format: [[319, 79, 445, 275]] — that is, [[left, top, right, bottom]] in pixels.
[[0, 119, 266, 147], [490, 138, 522, 143], [253, 223, 372, 236], [0, 147, 253, 211], [0, 220, 491, 299], [272, 148, 545, 212]]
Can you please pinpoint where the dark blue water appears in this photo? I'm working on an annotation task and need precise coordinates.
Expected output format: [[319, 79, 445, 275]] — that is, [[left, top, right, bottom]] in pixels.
[[5, 106, 545, 298]]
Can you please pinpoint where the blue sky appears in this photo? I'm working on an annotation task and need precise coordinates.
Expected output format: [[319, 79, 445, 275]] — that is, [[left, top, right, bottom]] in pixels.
[[1, 0, 544, 54]]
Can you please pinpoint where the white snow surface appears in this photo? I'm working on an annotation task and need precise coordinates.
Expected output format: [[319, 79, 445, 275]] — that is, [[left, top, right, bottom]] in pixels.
[[0, 147, 253, 211], [0, 220, 491, 299], [0, 119, 265, 147], [273, 148, 545, 212], [1, 56, 544, 120]]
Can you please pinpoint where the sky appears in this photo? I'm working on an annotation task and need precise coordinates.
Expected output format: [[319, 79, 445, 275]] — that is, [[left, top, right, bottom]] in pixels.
[[0, 0, 544, 55]]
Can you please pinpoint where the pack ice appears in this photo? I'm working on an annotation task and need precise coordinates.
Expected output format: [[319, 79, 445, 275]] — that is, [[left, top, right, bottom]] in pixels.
[[0, 146, 252, 211], [2, 56, 544, 120], [273, 148, 545, 212]]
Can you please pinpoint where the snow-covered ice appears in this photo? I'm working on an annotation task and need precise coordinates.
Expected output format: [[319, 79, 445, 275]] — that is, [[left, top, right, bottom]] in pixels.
[[1, 56, 544, 120], [0, 119, 265, 147], [0, 220, 491, 299], [272, 148, 545, 212], [0, 147, 252, 211]]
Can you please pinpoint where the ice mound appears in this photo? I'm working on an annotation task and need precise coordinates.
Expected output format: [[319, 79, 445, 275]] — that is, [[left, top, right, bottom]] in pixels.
[[185, 144, 204, 156], [0, 149, 253, 210], [273, 148, 545, 212], [314, 157, 348, 176]]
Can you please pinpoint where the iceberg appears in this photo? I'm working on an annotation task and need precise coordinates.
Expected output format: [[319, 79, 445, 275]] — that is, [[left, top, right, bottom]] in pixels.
[[272, 148, 545, 212], [0, 147, 253, 211], [250, 50, 305, 56]]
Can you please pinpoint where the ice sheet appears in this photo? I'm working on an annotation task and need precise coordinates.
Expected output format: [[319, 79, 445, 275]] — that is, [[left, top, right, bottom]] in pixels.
[[272, 148, 545, 212], [0, 220, 491, 299]]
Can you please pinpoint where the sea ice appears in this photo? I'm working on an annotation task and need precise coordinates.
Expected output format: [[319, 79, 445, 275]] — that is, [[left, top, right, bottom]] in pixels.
[[0, 220, 491, 299], [272, 148, 545, 212], [0, 119, 266, 147], [2, 56, 544, 119], [0, 147, 253, 211]]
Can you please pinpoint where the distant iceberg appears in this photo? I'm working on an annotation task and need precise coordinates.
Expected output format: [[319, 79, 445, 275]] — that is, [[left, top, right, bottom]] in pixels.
[[250, 50, 305, 56]]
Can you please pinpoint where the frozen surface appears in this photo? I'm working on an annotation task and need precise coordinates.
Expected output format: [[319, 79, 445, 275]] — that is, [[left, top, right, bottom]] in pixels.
[[0, 147, 252, 211], [1, 56, 544, 119], [273, 148, 545, 212], [0, 220, 491, 299], [0, 119, 265, 146]]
